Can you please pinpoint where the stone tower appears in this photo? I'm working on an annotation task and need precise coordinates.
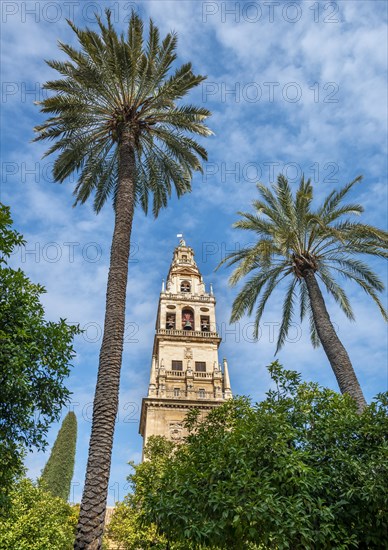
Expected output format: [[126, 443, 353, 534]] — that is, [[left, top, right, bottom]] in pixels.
[[139, 238, 232, 452]]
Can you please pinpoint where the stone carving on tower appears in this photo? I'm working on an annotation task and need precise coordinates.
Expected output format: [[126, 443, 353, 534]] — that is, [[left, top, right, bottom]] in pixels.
[[139, 239, 232, 453]]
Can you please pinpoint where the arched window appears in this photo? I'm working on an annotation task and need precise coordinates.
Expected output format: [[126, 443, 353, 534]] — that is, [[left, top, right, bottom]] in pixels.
[[200, 316, 210, 332], [180, 280, 191, 293], [182, 308, 194, 331], [166, 314, 175, 330]]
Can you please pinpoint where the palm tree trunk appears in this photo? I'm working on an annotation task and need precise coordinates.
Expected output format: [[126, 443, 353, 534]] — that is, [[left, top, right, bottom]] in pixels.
[[303, 269, 366, 412], [74, 133, 136, 550]]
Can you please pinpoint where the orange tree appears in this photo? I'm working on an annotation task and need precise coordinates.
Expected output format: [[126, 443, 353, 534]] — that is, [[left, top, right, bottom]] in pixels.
[[144, 362, 388, 549]]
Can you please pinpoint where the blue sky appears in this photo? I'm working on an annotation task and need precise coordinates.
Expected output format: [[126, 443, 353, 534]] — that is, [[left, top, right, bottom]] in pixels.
[[1, 0, 387, 505]]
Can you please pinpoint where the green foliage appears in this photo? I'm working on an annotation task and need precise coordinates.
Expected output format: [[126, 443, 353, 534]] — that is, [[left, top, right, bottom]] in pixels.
[[106, 437, 184, 549], [0, 204, 81, 508], [220, 175, 388, 350], [34, 9, 212, 217], [40, 411, 77, 501], [0, 478, 78, 550], [0, 205, 25, 261], [142, 362, 388, 549], [106, 500, 169, 550]]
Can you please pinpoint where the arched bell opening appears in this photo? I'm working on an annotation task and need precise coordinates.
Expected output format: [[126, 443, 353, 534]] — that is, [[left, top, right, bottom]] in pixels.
[[166, 313, 176, 330], [182, 308, 194, 331], [180, 280, 191, 293], [200, 315, 210, 332]]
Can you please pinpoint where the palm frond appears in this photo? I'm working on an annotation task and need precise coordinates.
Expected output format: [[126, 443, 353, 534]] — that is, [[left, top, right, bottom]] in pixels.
[[327, 264, 387, 321], [230, 272, 272, 324], [299, 279, 308, 322], [251, 268, 289, 339], [328, 257, 385, 291], [308, 303, 320, 348], [275, 174, 297, 228], [317, 267, 355, 320], [318, 175, 363, 220], [276, 279, 297, 353]]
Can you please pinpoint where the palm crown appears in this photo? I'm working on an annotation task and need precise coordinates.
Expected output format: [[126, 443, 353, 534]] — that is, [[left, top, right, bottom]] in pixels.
[[223, 174, 388, 352], [34, 9, 212, 215]]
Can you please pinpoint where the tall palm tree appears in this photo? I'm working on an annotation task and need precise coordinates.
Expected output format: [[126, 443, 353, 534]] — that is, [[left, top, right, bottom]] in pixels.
[[34, 10, 212, 549], [221, 175, 387, 411]]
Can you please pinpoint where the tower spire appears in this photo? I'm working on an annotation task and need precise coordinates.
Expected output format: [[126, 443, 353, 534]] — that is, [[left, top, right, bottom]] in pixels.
[[176, 233, 186, 246], [148, 355, 157, 396], [223, 358, 232, 399]]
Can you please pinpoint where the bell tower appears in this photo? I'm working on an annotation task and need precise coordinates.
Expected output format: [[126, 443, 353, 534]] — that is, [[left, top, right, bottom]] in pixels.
[[139, 238, 232, 451]]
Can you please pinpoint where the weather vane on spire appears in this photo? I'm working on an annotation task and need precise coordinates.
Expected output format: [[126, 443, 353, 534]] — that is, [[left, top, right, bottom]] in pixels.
[[177, 233, 186, 246]]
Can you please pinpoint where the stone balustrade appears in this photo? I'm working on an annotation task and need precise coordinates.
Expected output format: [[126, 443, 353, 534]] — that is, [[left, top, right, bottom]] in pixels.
[[163, 370, 215, 379], [161, 292, 214, 303], [157, 328, 219, 338]]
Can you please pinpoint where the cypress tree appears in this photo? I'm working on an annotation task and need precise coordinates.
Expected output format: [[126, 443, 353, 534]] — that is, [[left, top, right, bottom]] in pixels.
[[40, 411, 77, 501]]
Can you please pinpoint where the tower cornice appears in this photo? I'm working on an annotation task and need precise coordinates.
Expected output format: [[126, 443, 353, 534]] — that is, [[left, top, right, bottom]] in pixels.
[[139, 397, 226, 437]]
